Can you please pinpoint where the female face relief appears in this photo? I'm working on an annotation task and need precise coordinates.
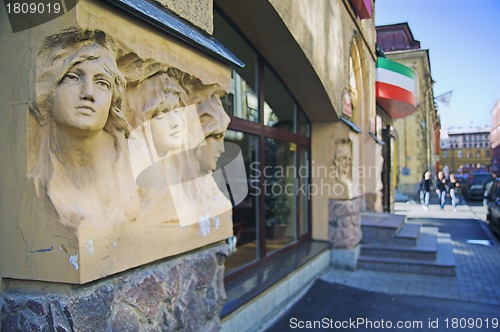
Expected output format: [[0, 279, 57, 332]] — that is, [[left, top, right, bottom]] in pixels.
[[150, 108, 183, 156], [52, 59, 114, 135]]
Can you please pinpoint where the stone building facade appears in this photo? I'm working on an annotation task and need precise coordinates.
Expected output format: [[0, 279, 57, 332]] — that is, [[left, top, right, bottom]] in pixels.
[[377, 23, 440, 198]]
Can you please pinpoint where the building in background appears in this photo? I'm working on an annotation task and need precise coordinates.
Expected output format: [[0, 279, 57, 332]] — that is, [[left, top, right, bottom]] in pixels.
[[490, 100, 500, 170], [441, 126, 491, 173], [376, 23, 440, 198]]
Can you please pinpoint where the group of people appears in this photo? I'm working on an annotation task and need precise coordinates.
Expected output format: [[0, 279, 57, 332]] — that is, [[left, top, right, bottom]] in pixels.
[[418, 170, 461, 211]]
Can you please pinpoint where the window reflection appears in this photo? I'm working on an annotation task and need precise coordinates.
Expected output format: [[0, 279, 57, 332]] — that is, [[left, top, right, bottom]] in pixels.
[[263, 65, 294, 132], [265, 138, 296, 252], [224, 130, 259, 272], [221, 71, 259, 122], [298, 107, 310, 137]]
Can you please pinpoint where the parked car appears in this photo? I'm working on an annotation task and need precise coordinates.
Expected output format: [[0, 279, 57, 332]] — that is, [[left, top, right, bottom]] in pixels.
[[462, 171, 494, 200], [454, 173, 470, 184], [486, 179, 500, 237]]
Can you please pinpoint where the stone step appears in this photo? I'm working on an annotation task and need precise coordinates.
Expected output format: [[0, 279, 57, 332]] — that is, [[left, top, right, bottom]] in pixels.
[[361, 232, 438, 260], [393, 223, 421, 246], [357, 232, 456, 277], [361, 212, 406, 243]]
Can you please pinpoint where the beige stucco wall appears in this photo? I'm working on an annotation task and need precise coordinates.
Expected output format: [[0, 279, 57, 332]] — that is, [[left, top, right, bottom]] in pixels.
[[155, 0, 214, 34], [269, 0, 376, 119]]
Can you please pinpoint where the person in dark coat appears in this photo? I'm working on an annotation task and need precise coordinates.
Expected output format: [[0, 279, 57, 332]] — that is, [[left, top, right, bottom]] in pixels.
[[419, 171, 432, 211], [448, 173, 460, 212], [435, 171, 448, 209]]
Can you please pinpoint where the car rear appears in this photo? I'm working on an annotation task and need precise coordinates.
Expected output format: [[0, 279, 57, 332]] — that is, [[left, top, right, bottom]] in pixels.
[[465, 172, 494, 200]]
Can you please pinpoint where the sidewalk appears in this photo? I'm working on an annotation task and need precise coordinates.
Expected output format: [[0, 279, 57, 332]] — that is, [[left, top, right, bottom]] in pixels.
[[265, 201, 500, 331]]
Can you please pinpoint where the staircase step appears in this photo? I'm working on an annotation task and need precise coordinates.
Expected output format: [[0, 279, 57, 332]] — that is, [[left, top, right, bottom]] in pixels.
[[361, 232, 438, 260], [361, 212, 406, 243], [358, 232, 456, 277], [394, 223, 421, 246]]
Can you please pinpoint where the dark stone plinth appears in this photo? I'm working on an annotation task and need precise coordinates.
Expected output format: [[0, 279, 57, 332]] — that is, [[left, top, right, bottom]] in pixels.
[[1, 243, 228, 332]]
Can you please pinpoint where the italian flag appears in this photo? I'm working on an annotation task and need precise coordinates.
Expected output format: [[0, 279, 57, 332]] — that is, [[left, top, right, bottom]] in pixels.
[[376, 57, 417, 118]]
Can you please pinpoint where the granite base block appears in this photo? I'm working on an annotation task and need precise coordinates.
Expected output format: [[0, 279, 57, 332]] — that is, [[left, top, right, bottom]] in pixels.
[[1, 243, 229, 332], [330, 245, 360, 271]]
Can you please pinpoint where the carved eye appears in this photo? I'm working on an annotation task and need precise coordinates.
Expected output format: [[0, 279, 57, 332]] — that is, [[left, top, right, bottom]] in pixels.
[[61, 72, 79, 83], [153, 111, 166, 120], [96, 79, 111, 91], [211, 133, 224, 140]]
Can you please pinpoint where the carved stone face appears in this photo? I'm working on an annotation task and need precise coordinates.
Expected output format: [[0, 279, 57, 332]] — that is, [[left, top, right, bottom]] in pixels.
[[52, 60, 114, 134], [199, 134, 225, 172], [334, 142, 352, 177], [197, 93, 229, 172], [150, 109, 183, 157]]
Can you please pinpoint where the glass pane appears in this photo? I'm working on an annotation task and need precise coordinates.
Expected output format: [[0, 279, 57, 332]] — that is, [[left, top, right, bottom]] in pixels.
[[214, 11, 259, 122], [224, 130, 259, 272], [264, 138, 296, 253], [263, 65, 294, 132], [298, 149, 309, 235], [297, 107, 311, 137], [221, 71, 259, 122]]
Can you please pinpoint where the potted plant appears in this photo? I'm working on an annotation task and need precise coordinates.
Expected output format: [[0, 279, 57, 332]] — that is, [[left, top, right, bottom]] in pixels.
[[266, 196, 290, 239]]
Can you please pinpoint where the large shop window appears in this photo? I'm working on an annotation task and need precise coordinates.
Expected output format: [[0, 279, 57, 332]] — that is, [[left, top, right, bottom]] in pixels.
[[214, 10, 311, 278]]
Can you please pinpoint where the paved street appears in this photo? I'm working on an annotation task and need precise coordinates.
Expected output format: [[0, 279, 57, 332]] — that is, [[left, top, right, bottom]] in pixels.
[[266, 201, 500, 331]]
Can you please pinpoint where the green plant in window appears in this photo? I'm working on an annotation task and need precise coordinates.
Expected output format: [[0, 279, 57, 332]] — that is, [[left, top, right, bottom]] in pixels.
[[273, 195, 290, 225], [265, 190, 291, 226]]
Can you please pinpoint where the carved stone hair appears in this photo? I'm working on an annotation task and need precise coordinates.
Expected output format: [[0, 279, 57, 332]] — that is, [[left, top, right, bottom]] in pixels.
[[120, 55, 187, 128]]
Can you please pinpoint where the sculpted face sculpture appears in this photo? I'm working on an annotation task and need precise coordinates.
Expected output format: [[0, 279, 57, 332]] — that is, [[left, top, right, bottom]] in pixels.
[[137, 72, 185, 158], [198, 93, 230, 172], [123, 61, 187, 161], [30, 29, 139, 227], [150, 108, 183, 156], [186, 83, 230, 173], [3, 25, 238, 284], [52, 60, 114, 134], [333, 138, 353, 182]]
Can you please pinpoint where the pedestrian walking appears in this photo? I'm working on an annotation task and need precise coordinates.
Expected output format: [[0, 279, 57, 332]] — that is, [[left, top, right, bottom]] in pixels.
[[419, 171, 431, 211], [435, 171, 448, 209], [483, 172, 497, 207], [443, 165, 450, 180], [448, 173, 460, 212]]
